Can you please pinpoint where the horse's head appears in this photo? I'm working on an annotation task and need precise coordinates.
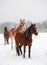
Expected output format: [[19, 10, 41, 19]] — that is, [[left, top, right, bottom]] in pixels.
[[4, 27, 7, 31], [19, 19, 26, 31], [20, 19, 25, 26], [30, 23, 38, 36]]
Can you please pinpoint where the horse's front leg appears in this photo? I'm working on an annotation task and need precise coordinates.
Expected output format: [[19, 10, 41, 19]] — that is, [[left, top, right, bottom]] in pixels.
[[28, 46, 31, 58], [11, 37, 13, 49], [23, 45, 26, 58], [19, 45, 22, 55]]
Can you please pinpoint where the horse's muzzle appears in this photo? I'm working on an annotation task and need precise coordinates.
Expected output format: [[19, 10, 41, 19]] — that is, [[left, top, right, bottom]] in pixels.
[[35, 33, 38, 35]]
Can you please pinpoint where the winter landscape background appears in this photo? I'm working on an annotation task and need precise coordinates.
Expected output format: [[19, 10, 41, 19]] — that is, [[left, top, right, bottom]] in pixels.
[[0, 33, 47, 65], [0, 21, 47, 65], [0, 0, 47, 65]]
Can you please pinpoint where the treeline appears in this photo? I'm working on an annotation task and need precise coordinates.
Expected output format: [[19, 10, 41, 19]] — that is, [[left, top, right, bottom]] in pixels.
[[0, 22, 17, 33], [26, 20, 47, 32], [37, 21, 47, 32], [0, 21, 47, 33]]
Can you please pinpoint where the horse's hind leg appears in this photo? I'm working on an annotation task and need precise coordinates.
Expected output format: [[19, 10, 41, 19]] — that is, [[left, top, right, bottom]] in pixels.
[[28, 46, 31, 58], [7, 39, 9, 44], [19, 45, 22, 55], [4, 39, 6, 45], [16, 46, 20, 56], [15, 41, 20, 56], [23, 46, 26, 58], [11, 37, 13, 49]]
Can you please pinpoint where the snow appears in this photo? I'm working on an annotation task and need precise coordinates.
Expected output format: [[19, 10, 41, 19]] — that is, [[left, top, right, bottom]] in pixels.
[[0, 33, 47, 65]]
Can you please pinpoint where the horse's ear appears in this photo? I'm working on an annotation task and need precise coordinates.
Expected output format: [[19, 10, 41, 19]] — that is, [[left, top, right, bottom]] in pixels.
[[4, 27, 7, 30], [31, 23, 33, 26], [20, 19, 22, 22], [23, 19, 25, 21], [34, 23, 36, 26]]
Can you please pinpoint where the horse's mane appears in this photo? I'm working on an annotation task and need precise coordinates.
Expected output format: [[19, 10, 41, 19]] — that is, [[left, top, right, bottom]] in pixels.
[[10, 28, 15, 32], [24, 24, 33, 38]]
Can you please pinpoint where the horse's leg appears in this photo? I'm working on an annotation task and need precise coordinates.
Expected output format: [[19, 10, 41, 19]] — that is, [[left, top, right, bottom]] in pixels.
[[16, 46, 20, 55], [17, 47, 20, 55], [16, 46, 18, 55], [28, 46, 31, 58], [15, 40, 20, 55], [23, 45, 26, 58], [7, 39, 9, 44], [11, 37, 13, 49], [19, 45, 22, 55], [4, 39, 6, 45]]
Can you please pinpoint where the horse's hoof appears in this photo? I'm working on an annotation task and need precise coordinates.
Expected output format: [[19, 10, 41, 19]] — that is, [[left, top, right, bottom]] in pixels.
[[11, 47, 13, 50], [7, 43, 9, 44], [29, 56, 31, 58], [18, 54, 20, 56], [4, 43, 6, 45], [21, 52, 22, 55], [23, 55, 25, 58]]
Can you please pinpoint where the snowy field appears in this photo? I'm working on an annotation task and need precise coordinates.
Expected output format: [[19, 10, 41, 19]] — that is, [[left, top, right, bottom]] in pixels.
[[0, 33, 47, 65]]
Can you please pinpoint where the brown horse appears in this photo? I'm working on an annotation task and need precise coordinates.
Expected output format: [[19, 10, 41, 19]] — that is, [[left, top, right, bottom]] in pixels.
[[4, 27, 10, 45], [15, 23, 38, 58], [9, 19, 26, 49]]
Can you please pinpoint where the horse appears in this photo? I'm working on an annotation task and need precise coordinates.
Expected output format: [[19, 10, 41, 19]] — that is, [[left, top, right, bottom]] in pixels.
[[9, 19, 26, 49], [15, 23, 38, 58], [4, 27, 10, 45], [4, 19, 26, 46]]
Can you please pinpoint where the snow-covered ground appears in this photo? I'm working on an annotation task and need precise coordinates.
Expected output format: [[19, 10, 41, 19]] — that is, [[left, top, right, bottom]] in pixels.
[[0, 33, 47, 65]]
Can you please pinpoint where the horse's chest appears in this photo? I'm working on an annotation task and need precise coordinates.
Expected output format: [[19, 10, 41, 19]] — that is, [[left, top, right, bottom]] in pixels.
[[26, 39, 32, 45]]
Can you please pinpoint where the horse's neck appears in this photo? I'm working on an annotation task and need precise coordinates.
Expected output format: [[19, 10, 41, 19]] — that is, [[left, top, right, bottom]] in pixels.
[[16, 26, 23, 32], [27, 31, 32, 39], [16, 27, 20, 32], [4, 30, 8, 33]]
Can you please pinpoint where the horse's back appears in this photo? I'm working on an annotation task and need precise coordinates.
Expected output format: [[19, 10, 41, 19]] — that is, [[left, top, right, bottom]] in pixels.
[[15, 32, 24, 39], [10, 28, 16, 36], [4, 30, 9, 39]]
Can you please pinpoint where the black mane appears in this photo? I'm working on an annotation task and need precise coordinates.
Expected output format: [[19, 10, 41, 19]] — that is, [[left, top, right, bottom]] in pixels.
[[24, 24, 33, 38]]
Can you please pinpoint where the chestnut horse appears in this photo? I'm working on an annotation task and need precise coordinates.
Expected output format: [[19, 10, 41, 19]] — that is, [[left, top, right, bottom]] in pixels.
[[9, 19, 26, 49], [15, 23, 38, 58], [4, 27, 10, 45]]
